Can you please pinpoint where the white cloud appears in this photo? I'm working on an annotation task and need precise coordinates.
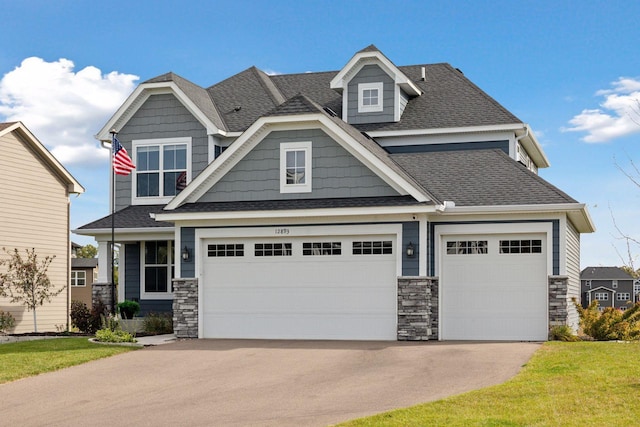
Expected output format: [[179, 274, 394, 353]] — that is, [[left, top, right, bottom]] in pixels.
[[562, 77, 640, 143], [0, 57, 139, 166]]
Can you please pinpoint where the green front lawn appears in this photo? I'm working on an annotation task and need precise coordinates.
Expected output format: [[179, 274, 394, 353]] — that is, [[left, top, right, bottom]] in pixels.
[[341, 341, 640, 426], [0, 337, 138, 384]]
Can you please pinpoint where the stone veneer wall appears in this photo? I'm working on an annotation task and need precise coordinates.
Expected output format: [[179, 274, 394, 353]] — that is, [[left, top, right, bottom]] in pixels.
[[172, 278, 198, 338], [397, 276, 439, 340], [92, 282, 114, 313], [548, 275, 569, 335]]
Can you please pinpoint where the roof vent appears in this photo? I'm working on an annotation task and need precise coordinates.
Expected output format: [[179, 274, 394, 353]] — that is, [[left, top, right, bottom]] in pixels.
[[323, 107, 338, 117], [421, 67, 426, 81], [233, 106, 242, 112]]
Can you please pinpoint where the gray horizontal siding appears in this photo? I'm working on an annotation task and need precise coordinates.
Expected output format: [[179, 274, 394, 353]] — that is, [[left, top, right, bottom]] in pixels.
[[402, 221, 420, 276], [114, 94, 209, 211], [198, 128, 399, 202], [347, 64, 395, 124]]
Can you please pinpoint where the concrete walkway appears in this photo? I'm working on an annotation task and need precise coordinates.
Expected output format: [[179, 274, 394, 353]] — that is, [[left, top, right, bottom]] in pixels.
[[0, 339, 540, 426]]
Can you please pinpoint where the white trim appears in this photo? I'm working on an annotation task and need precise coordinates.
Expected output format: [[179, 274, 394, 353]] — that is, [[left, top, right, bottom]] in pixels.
[[279, 141, 312, 193], [132, 137, 192, 205], [70, 270, 87, 287], [358, 82, 384, 113], [418, 213, 428, 276]]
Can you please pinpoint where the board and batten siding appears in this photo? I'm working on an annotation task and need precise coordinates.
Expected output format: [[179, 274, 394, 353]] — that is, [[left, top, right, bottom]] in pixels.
[[347, 64, 395, 124], [0, 130, 70, 333], [114, 94, 209, 211], [565, 220, 581, 330], [198, 128, 399, 202]]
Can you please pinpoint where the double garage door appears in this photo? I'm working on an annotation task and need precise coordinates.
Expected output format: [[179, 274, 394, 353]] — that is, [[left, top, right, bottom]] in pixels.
[[440, 233, 549, 341], [201, 233, 398, 340]]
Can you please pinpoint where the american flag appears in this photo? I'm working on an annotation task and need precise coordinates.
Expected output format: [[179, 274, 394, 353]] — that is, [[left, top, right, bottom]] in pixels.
[[112, 136, 136, 176]]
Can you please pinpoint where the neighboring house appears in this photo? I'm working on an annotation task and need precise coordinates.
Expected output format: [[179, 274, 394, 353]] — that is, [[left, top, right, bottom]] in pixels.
[[76, 45, 594, 341], [71, 257, 99, 307], [580, 267, 636, 310], [0, 121, 84, 333]]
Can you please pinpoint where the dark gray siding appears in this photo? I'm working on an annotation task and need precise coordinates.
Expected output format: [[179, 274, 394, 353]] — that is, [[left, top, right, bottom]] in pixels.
[[114, 94, 209, 211], [180, 227, 196, 278], [198, 128, 399, 202], [123, 242, 172, 315], [347, 64, 395, 124], [402, 222, 419, 276], [385, 140, 509, 155]]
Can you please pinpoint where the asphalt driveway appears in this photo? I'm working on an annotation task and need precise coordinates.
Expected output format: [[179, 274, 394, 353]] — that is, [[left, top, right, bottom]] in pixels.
[[0, 339, 540, 426]]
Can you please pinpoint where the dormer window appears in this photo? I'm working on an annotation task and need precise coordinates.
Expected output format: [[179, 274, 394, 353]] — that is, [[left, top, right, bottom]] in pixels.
[[358, 82, 384, 113], [280, 141, 312, 193]]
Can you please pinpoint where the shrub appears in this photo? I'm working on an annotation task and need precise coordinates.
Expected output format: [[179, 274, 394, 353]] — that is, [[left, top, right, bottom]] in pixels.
[[0, 310, 15, 334], [94, 313, 136, 343], [71, 300, 108, 334], [574, 299, 640, 341], [143, 312, 173, 335], [549, 325, 580, 341], [117, 300, 141, 319]]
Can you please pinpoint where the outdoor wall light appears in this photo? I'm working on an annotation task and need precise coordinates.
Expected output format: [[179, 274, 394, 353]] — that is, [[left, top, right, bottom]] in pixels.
[[182, 246, 191, 262], [406, 242, 415, 258]]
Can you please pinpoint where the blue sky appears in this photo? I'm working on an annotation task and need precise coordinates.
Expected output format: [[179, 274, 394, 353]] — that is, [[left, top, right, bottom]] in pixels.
[[1, 0, 639, 268]]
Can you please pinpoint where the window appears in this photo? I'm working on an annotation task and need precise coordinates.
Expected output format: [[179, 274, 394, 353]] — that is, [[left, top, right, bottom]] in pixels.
[[634, 281, 640, 295], [585, 280, 592, 288], [280, 142, 312, 193], [612, 280, 618, 288], [594, 292, 609, 301], [255, 243, 292, 257], [303, 242, 341, 256], [208, 244, 244, 257], [617, 293, 631, 301], [133, 138, 190, 203], [71, 271, 86, 287], [358, 82, 384, 113], [446, 241, 488, 255], [353, 241, 392, 255], [141, 241, 174, 299], [499, 239, 542, 254]]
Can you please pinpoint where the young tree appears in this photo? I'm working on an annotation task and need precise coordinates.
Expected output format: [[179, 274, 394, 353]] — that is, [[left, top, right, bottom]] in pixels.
[[76, 244, 97, 258], [0, 248, 63, 332]]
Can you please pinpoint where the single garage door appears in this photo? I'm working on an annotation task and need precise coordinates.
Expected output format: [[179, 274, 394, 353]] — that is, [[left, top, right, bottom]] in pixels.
[[202, 234, 398, 340], [441, 234, 548, 341]]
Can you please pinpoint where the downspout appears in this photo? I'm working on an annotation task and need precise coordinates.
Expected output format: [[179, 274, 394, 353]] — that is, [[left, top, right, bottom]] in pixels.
[[514, 125, 529, 160]]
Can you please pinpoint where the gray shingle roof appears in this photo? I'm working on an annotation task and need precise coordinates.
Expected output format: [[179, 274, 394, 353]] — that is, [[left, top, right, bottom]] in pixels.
[[391, 149, 576, 207], [76, 205, 171, 230], [172, 196, 428, 214], [72, 258, 98, 268], [0, 122, 17, 132], [581, 267, 634, 280]]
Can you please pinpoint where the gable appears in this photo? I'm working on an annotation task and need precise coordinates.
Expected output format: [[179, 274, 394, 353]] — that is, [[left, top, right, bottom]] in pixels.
[[347, 64, 396, 125], [114, 93, 209, 210], [196, 128, 400, 203]]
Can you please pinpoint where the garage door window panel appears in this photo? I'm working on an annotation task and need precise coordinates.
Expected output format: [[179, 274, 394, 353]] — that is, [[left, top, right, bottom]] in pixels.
[[255, 243, 292, 257], [446, 240, 488, 255], [353, 241, 392, 255], [208, 244, 244, 257], [303, 242, 341, 256], [499, 239, 542, 254]]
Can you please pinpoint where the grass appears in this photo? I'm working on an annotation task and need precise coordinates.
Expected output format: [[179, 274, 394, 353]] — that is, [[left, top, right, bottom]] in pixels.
[[340, 341, 640, 426], [0, 337, 138, 384]]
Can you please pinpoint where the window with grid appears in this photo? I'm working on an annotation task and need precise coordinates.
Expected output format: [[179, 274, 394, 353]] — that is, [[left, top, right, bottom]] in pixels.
[[280, 142, 311, 193], [255, 243, 292, 257], [143, 241, 174, 296], [499, 239, 542, 254], [446, 241, 488, 255], [303, 242, 341, 256], [134, 138, 189, 202], [352, 241, 392, 255], [617, 293, 631, 301], [358, 82, 384, 113], [594, 292, 609, 301], [208, 244, 244, 257], [71, 271, 86, 286]]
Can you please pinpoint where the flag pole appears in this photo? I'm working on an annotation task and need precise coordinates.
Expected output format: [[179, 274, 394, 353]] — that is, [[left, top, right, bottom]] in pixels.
[[110, 129, 117, 316]]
